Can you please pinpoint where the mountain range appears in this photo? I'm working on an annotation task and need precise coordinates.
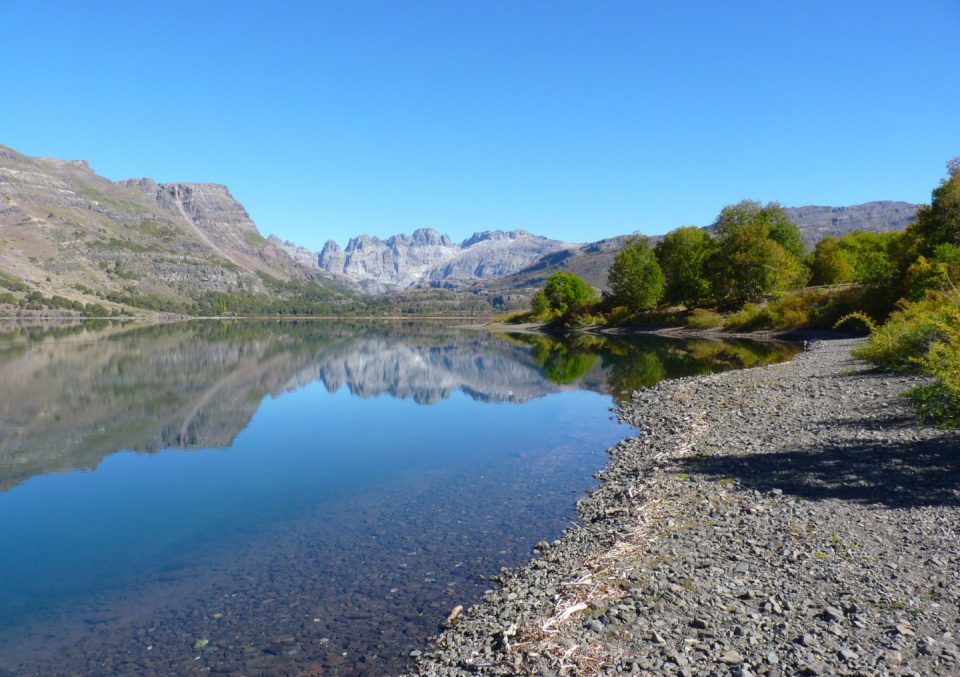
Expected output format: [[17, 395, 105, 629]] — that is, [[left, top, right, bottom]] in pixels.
[[0, 143, 922, 314]]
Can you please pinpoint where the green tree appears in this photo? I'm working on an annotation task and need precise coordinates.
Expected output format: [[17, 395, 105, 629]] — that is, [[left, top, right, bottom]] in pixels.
[[907, 158, 960, 256], [530, 290, 550, 316], [836, 230, 902, 286], [607, 237, 665, 310], [712, 200, 807, 260], [542, 271, 598, 314], [654, 226, 714, 306], [707, 224, 807, 305], [810, 236, 854, 285]]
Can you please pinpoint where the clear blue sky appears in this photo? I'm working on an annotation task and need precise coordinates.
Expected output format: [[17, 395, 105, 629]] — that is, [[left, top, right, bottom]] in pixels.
[[1, 1, 957, 250]]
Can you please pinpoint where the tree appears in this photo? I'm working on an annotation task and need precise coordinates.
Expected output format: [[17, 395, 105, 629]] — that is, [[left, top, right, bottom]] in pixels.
[[836, 230, 902, 286], [530, 289, 550, 316], [707, 224, 807, 305], [608, 237, 665, 310], [906, 158, 960, 257], [707, 201, 809, 305], [712, 200, 807, 260], [810, 236, 854, 285], [654, 226, 714, 306], [542, 271, 598, 314]]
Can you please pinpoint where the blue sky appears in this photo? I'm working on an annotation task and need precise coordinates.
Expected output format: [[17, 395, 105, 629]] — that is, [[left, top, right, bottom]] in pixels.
[[1, 1, 957, 250]]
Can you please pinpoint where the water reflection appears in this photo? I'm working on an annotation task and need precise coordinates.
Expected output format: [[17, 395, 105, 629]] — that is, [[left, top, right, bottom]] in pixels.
[[0, 321, 798, 493], [511, 332, 800, 403], [0, 320, 797, 676]]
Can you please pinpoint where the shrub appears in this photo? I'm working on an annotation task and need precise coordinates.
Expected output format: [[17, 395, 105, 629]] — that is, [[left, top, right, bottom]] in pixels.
[[852, 293, 955, 372], [0, 270, 28, 292], [529, 290, 550, 319], [908, 303, 960, 427], [686, 308, 724, 329], [542, 271, 598, 314], [909, 383, 960, 428], [833, 311, 877, 334], [726, 302, 765, 330], [605, 305, 633, 325]]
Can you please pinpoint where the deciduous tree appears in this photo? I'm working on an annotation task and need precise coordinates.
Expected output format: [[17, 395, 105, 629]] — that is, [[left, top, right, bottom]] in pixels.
[[608, 237, 665, 310], [654, 226, 714, 306]]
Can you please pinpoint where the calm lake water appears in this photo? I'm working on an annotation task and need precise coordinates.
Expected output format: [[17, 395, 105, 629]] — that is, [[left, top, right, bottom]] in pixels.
[[0, 321, 797, 676]]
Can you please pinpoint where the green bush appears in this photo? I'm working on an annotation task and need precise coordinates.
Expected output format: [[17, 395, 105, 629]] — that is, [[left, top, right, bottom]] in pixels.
[[909, 308, 960, 427], [909, 382, 960, 428], [852, 293, 954, 372], [725, 302, 765, 330], [686, 308, 724, 329], [542, 271, 598, 314], [529, 290, 550, 319], [810, 236, 854, 285], [721, 287, 879, 332]]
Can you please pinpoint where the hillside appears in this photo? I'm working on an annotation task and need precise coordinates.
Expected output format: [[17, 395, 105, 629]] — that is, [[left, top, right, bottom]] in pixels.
[[786, 201, 920, 244], [0, 144, 351, 315], [0, 143, 923, 315]]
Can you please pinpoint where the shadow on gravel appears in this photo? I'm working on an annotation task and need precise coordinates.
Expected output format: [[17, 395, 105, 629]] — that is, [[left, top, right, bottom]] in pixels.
[[682, 435, 960, 509]]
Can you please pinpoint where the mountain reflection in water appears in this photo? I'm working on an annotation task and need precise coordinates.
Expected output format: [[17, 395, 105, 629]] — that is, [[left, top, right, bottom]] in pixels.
[[0, 320, 798, 493], [0, 320, 798, 676]]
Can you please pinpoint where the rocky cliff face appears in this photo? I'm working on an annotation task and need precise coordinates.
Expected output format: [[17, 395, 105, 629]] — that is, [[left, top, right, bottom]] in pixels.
[[267, 234, 319, 268], [0, 144, 336, 312], [786, 201, 920, 244], [317, 227, 573, 292]]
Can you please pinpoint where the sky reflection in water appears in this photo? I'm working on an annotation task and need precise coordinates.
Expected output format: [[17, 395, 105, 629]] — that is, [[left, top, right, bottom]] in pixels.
[[0, 321, 797, 675]]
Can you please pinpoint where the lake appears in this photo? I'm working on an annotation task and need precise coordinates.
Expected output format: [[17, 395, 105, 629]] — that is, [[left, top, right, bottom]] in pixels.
[[0, 320, 798, 675]]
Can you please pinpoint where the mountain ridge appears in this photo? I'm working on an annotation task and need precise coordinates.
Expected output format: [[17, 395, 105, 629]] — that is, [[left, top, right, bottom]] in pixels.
[[292, 200, 922, 295], [314, 227, 574, 292], [0, 143, 923, 313], [0, 143, 352, 314]]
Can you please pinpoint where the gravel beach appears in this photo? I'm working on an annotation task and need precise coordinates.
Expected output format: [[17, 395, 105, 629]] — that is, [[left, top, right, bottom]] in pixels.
[[414, 339, 960, 676]]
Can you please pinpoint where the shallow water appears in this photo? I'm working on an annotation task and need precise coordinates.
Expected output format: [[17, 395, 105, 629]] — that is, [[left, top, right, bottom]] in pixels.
[[0, 321, 797, 675]]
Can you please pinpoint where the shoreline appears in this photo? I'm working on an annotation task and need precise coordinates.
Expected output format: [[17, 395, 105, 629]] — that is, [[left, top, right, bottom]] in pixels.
[[413, 339, 960, 676], [0, 313, 850, 346], [483, 320, 847, 343]]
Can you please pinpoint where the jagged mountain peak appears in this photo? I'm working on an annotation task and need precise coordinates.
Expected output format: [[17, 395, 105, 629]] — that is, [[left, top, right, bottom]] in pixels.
[[461, 229, 534, 248], [315, 226, 572, 292]]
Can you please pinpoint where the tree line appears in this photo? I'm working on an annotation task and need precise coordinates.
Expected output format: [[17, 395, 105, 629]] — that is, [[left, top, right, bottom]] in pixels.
[[525, 158, 960, 426]]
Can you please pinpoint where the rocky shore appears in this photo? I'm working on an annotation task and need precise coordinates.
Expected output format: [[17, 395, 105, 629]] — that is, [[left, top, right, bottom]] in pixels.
[[414, 339, 960, 676]]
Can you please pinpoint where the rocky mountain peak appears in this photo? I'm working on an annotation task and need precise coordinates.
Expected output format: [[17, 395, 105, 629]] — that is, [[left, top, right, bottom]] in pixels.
[[461, 229, 533, 248], [267, 234, 318, 268], [315, 226, 571, 292], [412, 227, 453, 247]]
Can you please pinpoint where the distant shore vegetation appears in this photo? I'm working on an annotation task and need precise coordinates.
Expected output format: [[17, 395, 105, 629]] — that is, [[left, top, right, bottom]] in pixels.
[[517, 158, 960, 427]]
